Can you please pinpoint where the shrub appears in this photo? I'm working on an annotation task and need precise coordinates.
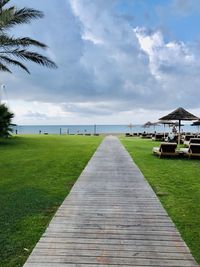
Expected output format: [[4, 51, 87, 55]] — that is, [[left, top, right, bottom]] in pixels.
[[0, 103, 14, 137]]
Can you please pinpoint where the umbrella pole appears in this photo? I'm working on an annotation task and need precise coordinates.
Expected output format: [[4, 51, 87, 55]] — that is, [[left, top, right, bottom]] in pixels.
[[178, 120, 181, 146], [164, 124, 165, 140]]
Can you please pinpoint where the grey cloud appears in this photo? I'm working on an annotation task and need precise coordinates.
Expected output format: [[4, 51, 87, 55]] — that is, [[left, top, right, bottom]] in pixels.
[[24, 111, 48, 118], [63, 103, 114, 116], [6, 0, 159, 106], [2, 0, 200, 118]]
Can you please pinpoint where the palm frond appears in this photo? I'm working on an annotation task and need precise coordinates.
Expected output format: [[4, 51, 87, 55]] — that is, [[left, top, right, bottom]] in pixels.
[[0, 61, 11, 72], [0, 0, 10, 9], [0, 2, 57, 73], [0, 55, 30, 73], [2, 49, 57, 69], [0, 7, 14, 29], [0, 34, 47, 48], [0, 7, 44, 30], [14, 7, 44, 22]]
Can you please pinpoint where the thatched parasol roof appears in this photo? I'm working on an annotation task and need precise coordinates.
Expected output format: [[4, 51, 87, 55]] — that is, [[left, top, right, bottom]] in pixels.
[[159, 107, 199, 145], [159, 107, 199, 121], [143, 121, 159, 127], [143, 121, 153, 128]]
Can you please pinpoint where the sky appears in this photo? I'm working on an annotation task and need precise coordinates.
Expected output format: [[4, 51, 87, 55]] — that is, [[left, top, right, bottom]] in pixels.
[[1, 0, 200, 125]]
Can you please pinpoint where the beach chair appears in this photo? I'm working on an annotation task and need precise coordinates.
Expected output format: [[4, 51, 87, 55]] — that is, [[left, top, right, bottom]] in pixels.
[[180, 143, 200, 158], [184, 137, 200, 147], [190, 138, 200, 144], [152, 142, 178, 158], [183, 135, 195, 146], [152, 133, 164, 141], [141, 133, 152, 139]]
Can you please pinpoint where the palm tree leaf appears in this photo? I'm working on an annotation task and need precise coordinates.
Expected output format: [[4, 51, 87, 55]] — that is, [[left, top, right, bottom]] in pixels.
[[7, 49, 57, 69], [0, 2, 57, 74], [0, 34, 47, 48], [0, 7, 44, 30], [0, 61, 11, 72], [0, 0, 10, 9], [13, 7, 44, 23], [0, 55, 30, 73], [0, 8, 14, 29]]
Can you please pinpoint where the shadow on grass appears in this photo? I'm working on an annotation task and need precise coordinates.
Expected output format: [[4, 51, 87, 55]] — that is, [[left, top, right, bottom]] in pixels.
[[0, 137, 24, 147]]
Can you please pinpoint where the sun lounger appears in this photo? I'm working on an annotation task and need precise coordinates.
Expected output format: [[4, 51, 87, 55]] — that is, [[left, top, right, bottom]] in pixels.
[[152, 134, 164, 141], [153, 142, 178, 157], [183, 135, 195, 146], [180, 143, 200, 158], [141, 133, 152, 139], [190, 138, 200, 144], [184, 137, 200, 147]]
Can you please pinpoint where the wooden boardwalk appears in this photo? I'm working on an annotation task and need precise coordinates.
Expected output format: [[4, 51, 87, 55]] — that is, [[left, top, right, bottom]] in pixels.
[[24, 136, 198, 267]]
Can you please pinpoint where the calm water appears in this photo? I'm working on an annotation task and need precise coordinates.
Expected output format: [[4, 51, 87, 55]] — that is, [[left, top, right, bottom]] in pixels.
[[13, 124, 199, 135]]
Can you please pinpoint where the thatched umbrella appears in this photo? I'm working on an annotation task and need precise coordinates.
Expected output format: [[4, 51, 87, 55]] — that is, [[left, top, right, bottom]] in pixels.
[[143, 121, 154, 128], [159, 107, 199, 145], [142, 121, 154, 134], [143, 121, 159, 133]]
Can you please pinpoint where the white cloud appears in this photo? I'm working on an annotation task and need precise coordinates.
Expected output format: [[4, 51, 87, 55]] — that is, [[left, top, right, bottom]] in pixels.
[[135, 27, 200, 109], [135, 27, 195, 79], [2, 0, 200, 124]]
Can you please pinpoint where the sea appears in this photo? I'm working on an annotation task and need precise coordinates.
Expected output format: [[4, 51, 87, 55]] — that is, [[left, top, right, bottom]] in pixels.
[[13, 124, 199, 135]]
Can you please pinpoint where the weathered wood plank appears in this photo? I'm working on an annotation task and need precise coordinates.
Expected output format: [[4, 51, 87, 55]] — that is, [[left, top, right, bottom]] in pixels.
[[25, 255, 197, 266], [41, 233, 183, 242], [24, 136, 198, 267], [36, 242, 191, 254], [36, 236, 189, 248], [32, 249, 192, 259], [45, 228, 181, 236]]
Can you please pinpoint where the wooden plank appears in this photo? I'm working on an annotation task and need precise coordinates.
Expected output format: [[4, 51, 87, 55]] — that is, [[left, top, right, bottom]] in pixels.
[[41, 233, 183, 242], [37, 236, 189, 248], [32, 249, 192, 259], [45, 229, 181, 236], [24, 136, 198, 267], [25, 255, 197, 266], [36, 242, 191, 254]]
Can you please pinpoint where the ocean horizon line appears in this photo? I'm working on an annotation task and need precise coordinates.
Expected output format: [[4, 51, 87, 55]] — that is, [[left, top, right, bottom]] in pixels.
[[13, 124, 198, 135]]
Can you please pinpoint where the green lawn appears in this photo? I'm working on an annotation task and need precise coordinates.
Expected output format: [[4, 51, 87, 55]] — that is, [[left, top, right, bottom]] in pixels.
[[120, 137, 200, 265], [0, 135, 103, 267]]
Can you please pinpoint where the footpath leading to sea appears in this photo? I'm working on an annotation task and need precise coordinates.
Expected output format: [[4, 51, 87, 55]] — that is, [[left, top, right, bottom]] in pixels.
[[24, 136, 198, 266]]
